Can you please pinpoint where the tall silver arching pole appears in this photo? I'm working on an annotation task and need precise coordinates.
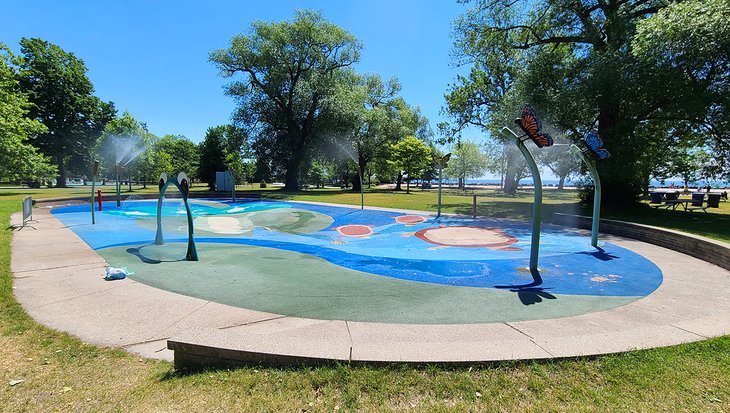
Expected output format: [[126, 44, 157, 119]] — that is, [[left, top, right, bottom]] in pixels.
[[501, 127, 543, 273], [571, 145, 602, 247]]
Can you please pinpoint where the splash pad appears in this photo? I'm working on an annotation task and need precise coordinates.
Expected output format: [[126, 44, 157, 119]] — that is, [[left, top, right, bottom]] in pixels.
[[51, 198, 663, 324]]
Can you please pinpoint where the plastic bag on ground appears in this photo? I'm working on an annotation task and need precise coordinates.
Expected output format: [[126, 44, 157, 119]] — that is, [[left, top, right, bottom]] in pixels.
[[104, 266, 133, 281]]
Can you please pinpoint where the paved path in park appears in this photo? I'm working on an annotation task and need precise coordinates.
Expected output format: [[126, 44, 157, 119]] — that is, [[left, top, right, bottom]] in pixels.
[[10, 205, 730, 364]]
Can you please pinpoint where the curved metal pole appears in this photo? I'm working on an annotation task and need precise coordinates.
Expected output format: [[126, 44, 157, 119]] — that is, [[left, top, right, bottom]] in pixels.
[[501, 127, 542, 272], [154, 187, 165, 245], [571, 145, 602, 247], [436, 165, 443, 218], [154, 177, 198, 261]]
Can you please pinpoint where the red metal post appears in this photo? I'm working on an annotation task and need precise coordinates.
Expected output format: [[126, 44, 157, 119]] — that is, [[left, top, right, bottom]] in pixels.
[[97, 190, 103, 211]]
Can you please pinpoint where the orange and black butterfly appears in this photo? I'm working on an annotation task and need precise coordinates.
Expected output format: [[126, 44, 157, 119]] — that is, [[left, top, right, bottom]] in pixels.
[[514, 105, 554, 148]]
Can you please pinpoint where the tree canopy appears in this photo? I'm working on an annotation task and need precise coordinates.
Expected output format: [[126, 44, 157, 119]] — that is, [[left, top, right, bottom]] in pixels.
[[0, 44, 56, 182], [389, 136, 433, 193], [444, 141, 488, 189], [447, 0, 730, 204], [210, 10, 362, 190], [18, 38, 115, 186]]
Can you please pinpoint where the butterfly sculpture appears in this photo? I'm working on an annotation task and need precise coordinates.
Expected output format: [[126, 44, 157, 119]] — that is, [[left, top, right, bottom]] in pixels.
[[581, 130, 611, 160], [514, 105, 554, 148]]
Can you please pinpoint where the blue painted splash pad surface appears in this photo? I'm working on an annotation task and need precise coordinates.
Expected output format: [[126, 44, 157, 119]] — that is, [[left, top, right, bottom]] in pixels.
[[52, 199, 662, 297]]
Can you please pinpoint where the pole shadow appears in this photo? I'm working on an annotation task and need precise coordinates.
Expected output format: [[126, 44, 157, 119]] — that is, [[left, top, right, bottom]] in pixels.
[[126, 244, 187, 264], [577, 246, 619, 261], [494, 268, 556, 305]]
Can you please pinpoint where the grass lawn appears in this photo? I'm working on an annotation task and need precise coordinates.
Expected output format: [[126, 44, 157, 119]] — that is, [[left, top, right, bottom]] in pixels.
[[1, 185, 729, 411]]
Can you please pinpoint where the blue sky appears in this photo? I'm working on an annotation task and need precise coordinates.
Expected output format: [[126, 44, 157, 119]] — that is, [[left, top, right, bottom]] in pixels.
[[3, 0, 476, 145]]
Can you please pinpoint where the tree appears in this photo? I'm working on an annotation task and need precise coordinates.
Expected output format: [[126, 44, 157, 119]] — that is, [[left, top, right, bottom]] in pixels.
[[660, 146, 713, 189], [540, 146, 581, 190], [307, 160, 328, 188], [332, 72, 427, 192], [449, 0, 729, 204], [210, 10, 362, 191], [94, 111, 154, 188], [153, 134, 199, 179], [18, 38, 115, 186], [198, 126, 231, 190], [389, 136, 432, 194], [444, 140, 488, 189], [633, 0, 730, 179], [0, 44, 56, 183]]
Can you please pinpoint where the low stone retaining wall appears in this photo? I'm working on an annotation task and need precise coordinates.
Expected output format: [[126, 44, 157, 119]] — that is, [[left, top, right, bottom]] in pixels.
[[553, 213, 730, 271]]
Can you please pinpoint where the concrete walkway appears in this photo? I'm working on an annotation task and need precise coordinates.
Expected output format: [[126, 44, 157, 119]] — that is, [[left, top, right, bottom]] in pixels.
[[10, 206, 730, 365]]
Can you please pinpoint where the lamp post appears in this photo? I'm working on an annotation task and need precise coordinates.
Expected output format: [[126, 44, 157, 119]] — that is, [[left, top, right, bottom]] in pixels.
[[434, 153, 451, 218]]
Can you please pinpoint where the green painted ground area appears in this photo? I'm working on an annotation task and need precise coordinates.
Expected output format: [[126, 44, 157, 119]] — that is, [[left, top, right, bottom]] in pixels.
[[98, 242, 637, 324]]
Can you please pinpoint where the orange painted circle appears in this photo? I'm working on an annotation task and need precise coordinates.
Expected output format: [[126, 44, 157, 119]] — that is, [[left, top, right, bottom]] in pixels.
[[395, 215, 427, 225], [335, 224, 373, 237], [414, 226, 519, 249]]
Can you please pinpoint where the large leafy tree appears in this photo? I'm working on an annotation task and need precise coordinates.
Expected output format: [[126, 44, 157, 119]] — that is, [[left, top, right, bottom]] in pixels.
[[540, 146, 581, 190], [449, 0, 728, 204], [94, 111, 154, 185], [0, 44, 56, 182], [210, 10, 361, 190], [198, 126, 233, 190], [333, 73, 429, 191], [445, 140, 488, 189], [633, 0, 730, 179], [389, 136, 433, 194], [18, 38, 115, 186], [138, 134, 201, 186]]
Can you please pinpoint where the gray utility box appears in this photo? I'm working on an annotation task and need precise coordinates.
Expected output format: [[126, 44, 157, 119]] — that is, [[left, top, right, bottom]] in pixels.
[[215, 171, 234, 191]]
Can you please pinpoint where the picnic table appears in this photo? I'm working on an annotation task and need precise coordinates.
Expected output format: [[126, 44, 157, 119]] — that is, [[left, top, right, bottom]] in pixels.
[[662, 199, 691, 211]]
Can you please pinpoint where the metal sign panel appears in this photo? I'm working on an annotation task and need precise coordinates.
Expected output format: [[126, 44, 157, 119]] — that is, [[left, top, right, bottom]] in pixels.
[[22, 196, 32, 223]]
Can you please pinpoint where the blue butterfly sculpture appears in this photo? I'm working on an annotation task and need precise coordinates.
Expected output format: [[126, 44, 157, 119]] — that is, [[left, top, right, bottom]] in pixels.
[[581, 131, 611, 160]]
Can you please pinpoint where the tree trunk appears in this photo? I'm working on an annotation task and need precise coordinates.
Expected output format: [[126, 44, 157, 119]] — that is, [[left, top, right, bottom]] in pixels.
[[504, 173, 518, 195], [56, 156, 67, 188], [558, 175, 566, 190], [458, 177, 464, 190], [352, 155, 367, 192], [395, 172, 403, 191], [406, 175, 410, 194], [284, 152, 304, 191]]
